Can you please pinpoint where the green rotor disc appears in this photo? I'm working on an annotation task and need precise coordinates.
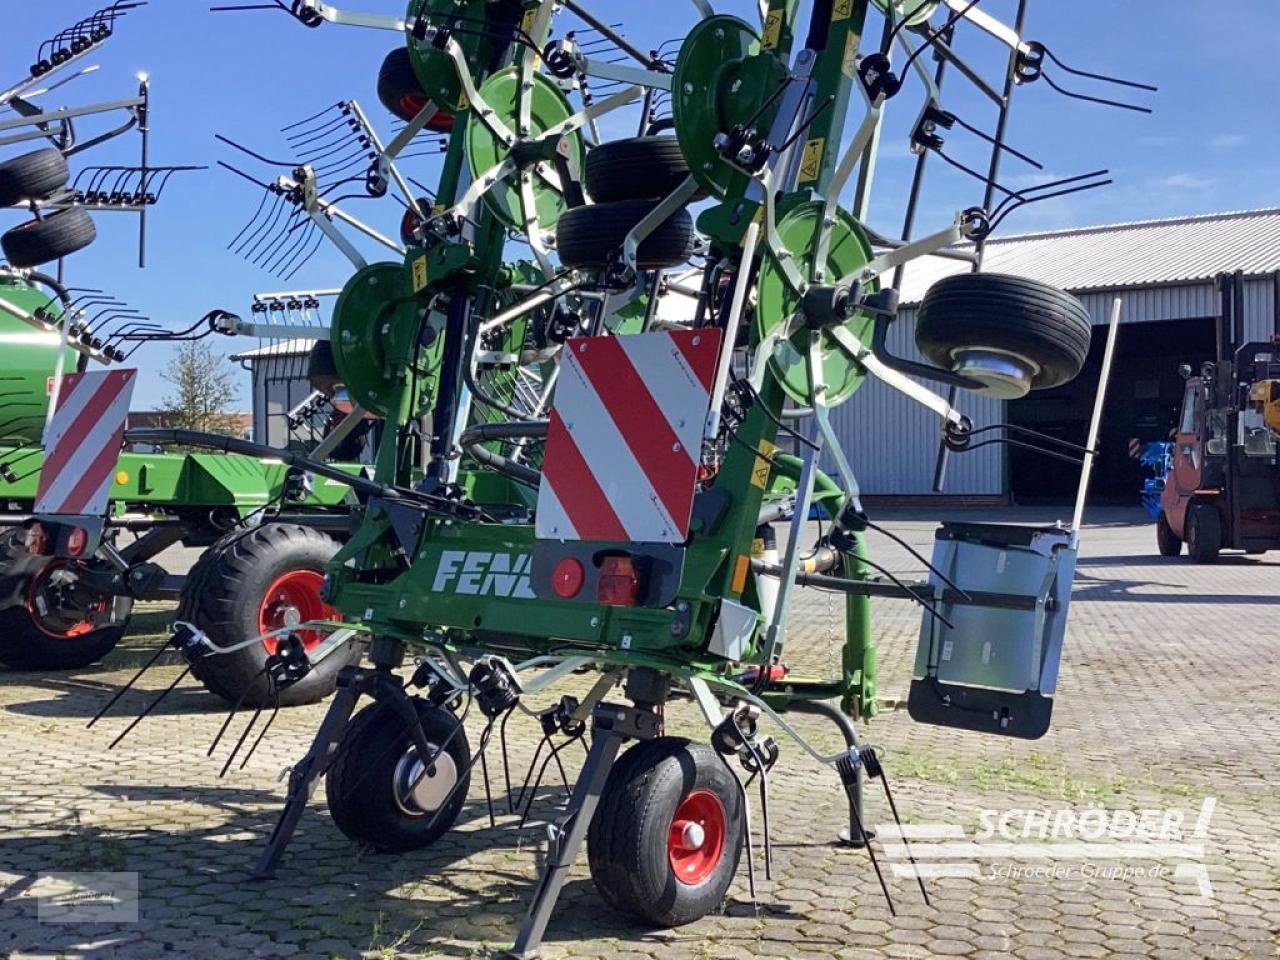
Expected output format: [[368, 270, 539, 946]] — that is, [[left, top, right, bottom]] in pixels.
[[754, 202, 877, 408], [405, 0, 487, 112], [872, 0, 938, 27], [671, 15, 770, 198], [464, 69, 585, 233], [331, 262, 429, 419]]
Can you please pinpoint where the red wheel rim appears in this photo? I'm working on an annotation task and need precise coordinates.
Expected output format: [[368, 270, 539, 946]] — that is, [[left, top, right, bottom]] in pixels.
[[257, 569, 339, 653], [26, 561, 103, 638], [668, 789, 727, 885]]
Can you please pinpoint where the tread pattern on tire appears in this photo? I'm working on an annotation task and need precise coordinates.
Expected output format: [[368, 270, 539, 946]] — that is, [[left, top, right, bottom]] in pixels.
[[556, 200, 694, 270], [915, 272, 1091, 390], [1, 208, 96, 268], [177, 522, 357, 707], [0, 148, 70, 207], [584, 137, 690, 203]]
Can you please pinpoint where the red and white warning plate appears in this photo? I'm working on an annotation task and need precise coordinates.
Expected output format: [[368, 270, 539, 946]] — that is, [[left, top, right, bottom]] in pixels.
[[35, 368, 136, 517], [536, 330, 721, 544]]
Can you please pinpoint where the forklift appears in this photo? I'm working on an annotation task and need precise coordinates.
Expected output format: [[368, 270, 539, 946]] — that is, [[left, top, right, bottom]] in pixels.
[[1158, 272, 1280, 562]]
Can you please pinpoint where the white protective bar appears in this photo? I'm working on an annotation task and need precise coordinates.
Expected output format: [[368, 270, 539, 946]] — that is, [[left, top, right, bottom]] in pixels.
[[1070, 297, 1122, 542]]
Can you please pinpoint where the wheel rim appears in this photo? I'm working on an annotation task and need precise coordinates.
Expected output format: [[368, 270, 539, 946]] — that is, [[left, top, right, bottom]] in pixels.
[[257, 569, 339, 653], [26, 562, 107, 638], [392, 744, 459, 816], [668, 789, 727, 885]]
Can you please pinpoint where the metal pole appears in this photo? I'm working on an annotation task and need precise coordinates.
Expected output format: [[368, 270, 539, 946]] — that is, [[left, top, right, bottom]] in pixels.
[[1070, 297, 1121, 542], [137, 77, 150, 268]]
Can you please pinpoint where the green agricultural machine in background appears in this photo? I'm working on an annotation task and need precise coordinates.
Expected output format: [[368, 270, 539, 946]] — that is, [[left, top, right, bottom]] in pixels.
[[95, 0, 1151, 952], [0, 3, 368, 706]]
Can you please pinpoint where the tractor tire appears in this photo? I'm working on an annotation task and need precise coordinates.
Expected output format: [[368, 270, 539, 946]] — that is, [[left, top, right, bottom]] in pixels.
[[178, 523, 360, 708], [0, 148, 70, 207], [584, 136, 691, 203], [1185, 504, 1222, 565], [1155, 511, 1182, 557], [0, 531, 131, 670], [915, 273, 1091, 391], [588, 738, 744, 928], [377, 47, 453, 131], [325, 697, 470, 851], [1, 208, 96, 268], [556, 200, 694, 271]]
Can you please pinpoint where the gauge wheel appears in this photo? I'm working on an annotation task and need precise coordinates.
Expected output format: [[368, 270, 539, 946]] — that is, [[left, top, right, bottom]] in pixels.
[[584, 137, 692, 203], [377, 47, 454, 130], [1, 208, 97, 268], [556, 200, 694, 271], [1155, 511, 1182, 557], [0, 532, 131, 670], [588, 738, 744, 927], [0, 148, 70, 207], [178, 523, 360, 707], [325, 697, 471, 851]]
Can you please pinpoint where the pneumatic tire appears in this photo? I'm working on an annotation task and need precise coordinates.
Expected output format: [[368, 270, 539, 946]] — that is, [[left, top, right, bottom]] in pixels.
[[1185, 504, 1222, 565], [588, 738, 744, 928], [177, 523, 360, 707], [915, 273, 1091, 390], [556, 200, 694, 271], [325, 698, 470, 851], [1155, 511, 1182, 557], [584, 136, 691, 203], [0, 148, 70, 207], [1, 208, 96, 268], [377, 47, 453, 131]]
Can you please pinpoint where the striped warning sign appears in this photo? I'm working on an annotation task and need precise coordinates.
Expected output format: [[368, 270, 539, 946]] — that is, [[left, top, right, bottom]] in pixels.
[[34, 369, 136, 517], [536, 330, 722, 544]]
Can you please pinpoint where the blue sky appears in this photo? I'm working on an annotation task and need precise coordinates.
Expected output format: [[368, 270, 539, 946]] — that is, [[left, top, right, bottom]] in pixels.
[[6, 0, 1277, 408]]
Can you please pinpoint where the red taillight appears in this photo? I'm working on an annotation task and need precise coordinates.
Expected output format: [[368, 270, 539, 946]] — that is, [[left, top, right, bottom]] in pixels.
[[65, 526, 88, 557], [596, 556, 639, 607], [24, 523, 49, 556], [551, 557, 585, 598]]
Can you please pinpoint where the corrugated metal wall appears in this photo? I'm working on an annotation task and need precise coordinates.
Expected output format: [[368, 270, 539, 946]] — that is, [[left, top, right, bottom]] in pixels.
[[833, 279, 1278, 496]]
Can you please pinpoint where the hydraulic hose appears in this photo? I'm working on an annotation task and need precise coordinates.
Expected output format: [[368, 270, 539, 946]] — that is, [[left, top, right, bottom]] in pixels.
[[458, 420, 547, 487]]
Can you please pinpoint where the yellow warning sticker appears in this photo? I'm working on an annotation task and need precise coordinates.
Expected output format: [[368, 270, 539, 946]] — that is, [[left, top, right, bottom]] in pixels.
[[842, 30, 859, 79], [833, 0, 854, 20], [762, 9, 783, 49], [750, 438, 776, 489], [456, 90, 469, 111], [798, 137, 825, 183], [520, 7, 538, 35], [731, 554, 751, 594], [412, 256, 429, 292]]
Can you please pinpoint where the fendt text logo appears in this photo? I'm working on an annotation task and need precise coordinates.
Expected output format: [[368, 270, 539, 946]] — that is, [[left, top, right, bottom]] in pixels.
[[432, 550, 537, 598]]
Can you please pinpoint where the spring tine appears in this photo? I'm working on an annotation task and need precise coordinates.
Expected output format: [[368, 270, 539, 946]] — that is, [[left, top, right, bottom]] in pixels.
[[227, 188, 271, 252], [846, 774, 895, 915], [478, 728, 497, 829], [87, 639, 174, 728], [242, 195, 292, 262], [514, 733, 551, 813], [259, 209, 307, 273], [499, 707, 516, 812], [873, 754, 929, 905], [1040, 72, 1153, 114], [208, 666, 268, 757], [108, 665, 192, 750], [279, 226, 321, 282], [239, 684, 280, 770], [215, 133, 297, 168], [235, 193, 284, 258], [221, 695, 267, 777], [281, 101, 346, 132]]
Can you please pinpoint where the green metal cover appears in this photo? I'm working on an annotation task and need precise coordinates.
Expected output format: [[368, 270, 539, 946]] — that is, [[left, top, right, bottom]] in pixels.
[[0, 275, 77, 446]]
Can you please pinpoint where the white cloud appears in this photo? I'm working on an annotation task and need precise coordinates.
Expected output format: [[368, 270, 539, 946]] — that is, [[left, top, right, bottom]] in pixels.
[[1155, 173, 1214, 191], [1209, 133, 1247, 151]]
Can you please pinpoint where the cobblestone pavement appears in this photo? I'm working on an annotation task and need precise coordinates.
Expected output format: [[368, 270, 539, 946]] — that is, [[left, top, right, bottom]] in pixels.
[[1, 509, 1277, 960]]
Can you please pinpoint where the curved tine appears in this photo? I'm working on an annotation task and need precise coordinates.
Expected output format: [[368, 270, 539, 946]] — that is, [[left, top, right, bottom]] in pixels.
[[313, 146, 371, 176], [277, 221, 321, 278], [265, 217, 313, 276], [147, 168, 181, 200], [280, 226, 324, 281], [238, 195, 289, 262], [231, 191, 281, 255], [293, 126, 361, 161], [257, 207, 307, 269], [317, 175, 367, 199], [987, 178, 1111, 234], [86, 166, 118, 195], [109, 168, 134, 195], [1040, 45, 1157, 93], [227, 188, 271, 251], [308, 137, 370, 168], [241, 194, 291, 260], [214, 133, 297, 169], [1040, 72, 1153, 114], [283, 112, 352, 145], [281, 101, 346, 132]]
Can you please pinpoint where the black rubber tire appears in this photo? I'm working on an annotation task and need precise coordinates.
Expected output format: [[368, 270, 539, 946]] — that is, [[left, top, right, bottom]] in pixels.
[[1185, 504, 1222, 565], [556, 200, 694, 271], [0, 148, 70, 206], [588, 738, 744, 928], [377, 47, 452, 130], [0, 531, 131, 670], [177, 523, 360, 707], [1155, 511, 1182, 557], [1, 208, 96, 268], [325, 698, 470, 851], [307, 339, 340, 394], [584, 137, 690, 203], [915, 273, 1091, 390]]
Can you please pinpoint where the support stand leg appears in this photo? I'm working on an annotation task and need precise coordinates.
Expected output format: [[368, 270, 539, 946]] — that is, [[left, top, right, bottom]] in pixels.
[[790, 699, 873, 847]]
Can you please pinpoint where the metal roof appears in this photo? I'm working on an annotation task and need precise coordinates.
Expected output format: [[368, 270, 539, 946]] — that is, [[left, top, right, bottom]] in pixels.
[[897, 208, 1280, 305], [230, 338, 315, 361]]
